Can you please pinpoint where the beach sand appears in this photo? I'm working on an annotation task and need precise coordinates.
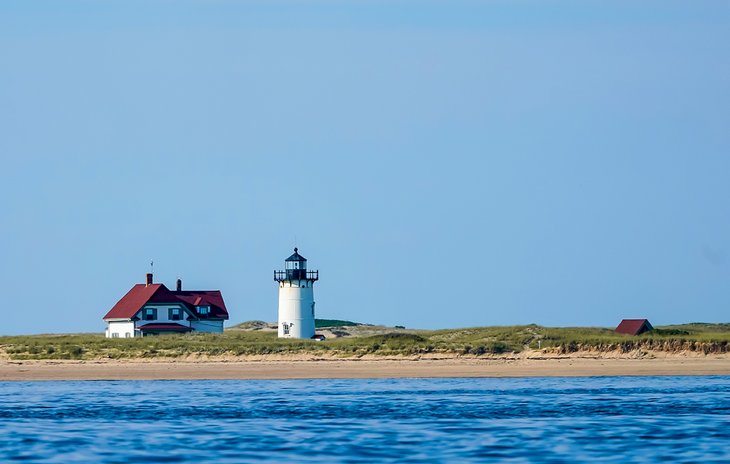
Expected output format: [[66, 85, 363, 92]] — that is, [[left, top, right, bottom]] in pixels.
[[2, 354, 729, 381]]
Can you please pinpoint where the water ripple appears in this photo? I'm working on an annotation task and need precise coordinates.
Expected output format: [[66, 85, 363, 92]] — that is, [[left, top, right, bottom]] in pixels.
[[0, 376, 729, 462]]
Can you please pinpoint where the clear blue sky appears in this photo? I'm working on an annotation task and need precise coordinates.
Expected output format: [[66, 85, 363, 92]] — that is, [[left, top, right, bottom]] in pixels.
[[1, 1, 729, 335]]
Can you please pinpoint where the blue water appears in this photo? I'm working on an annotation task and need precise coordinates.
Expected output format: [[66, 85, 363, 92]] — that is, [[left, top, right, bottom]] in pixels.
[[1, 377, 729, 462]]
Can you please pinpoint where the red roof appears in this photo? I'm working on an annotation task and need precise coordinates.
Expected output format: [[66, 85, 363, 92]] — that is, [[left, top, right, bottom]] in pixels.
[[103, 282, 229, 321], [171, 290, 228, 320], [138, 323, 193, 332], [104, 284, 167, 319], [615, 319, 653, 335]]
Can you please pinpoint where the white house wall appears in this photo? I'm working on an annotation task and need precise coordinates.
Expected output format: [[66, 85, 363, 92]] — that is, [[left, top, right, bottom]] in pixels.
[[137, 304, 191, 325], [106, 321, 136, 338], [106, 303, 226, 337], [140, 304, 224, 333]]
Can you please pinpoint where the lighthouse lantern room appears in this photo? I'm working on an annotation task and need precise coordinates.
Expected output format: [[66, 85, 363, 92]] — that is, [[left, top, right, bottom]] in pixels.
[[274, 248, 319, 339]]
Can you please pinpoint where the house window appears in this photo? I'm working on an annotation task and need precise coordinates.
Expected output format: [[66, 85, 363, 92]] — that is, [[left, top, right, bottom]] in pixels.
[[169, 308, 181, 321], [144, 308, 157, 320], [197, 306, 209, 316], [112, 333, 119, 338], [125, 333, 131, 338]]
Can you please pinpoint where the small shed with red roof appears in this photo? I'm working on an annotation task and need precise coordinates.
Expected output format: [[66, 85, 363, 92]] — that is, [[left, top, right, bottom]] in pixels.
[[103, 273, 229, 338], [615, 319, 653, 336]]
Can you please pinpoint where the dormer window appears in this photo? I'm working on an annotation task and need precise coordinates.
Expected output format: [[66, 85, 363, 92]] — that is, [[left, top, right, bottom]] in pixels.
[[143, 308, 157, 321], [197, 306, 210, 316], [169, 308, 181, 321]]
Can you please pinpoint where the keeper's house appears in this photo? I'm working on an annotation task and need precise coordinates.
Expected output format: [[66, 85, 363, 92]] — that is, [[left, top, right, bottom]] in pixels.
[[103, 273, 229, 338]]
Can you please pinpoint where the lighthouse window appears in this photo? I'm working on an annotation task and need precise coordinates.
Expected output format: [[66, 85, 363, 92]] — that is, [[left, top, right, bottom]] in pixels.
[[283, 323, 290, 335]]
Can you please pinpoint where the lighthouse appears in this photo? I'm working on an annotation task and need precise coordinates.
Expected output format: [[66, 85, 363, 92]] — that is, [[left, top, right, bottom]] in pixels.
[[274, 248, 319, 339]]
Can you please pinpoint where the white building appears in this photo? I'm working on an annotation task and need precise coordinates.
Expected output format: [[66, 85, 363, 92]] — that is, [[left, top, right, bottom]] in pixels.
[[103, 273, 229, 338], [274, 248, 318, 339]]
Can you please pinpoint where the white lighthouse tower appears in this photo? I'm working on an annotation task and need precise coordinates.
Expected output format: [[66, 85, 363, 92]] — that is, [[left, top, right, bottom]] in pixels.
[[274, 248, 318, 339]]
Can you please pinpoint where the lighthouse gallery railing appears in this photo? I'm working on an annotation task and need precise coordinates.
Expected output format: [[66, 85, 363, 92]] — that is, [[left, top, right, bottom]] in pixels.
[[274, 270, 319, 282]]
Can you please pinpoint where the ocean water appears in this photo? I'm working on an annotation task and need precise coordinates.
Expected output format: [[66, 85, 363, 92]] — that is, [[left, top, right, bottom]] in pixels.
[[1, 376, 729, 463]]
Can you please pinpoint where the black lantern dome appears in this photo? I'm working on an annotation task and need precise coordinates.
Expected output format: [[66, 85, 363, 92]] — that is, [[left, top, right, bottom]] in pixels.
[[285, 248, 307, 265], [285, 247, 306, 278], [275, 248, 318, 282]]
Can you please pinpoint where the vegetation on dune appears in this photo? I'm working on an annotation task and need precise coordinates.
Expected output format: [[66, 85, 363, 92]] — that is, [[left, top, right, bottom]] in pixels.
[[228, 321, 273, 331], [1, 323, 729, 360], [659, 323, 730, 333], [315, 319, 361, 328], [228, 319, 362, 330], [539, 325, 730, 355]]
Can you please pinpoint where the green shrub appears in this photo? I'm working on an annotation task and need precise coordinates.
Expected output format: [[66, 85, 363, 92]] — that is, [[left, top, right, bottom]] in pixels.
[[68, 346, 83, 358]]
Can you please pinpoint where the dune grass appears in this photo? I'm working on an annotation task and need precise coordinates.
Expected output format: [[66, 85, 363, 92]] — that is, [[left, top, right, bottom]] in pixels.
[[1, 323, 729, 360], [315, 319, 361, 328]]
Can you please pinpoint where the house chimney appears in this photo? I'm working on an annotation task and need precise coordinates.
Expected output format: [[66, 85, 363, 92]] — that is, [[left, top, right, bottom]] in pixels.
[[176, 278, 182, 291], [146, 273, 153, 286]]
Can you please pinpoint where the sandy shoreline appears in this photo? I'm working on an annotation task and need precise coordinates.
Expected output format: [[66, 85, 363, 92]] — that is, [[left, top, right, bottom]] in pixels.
[[1, 354, 729, 381]]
